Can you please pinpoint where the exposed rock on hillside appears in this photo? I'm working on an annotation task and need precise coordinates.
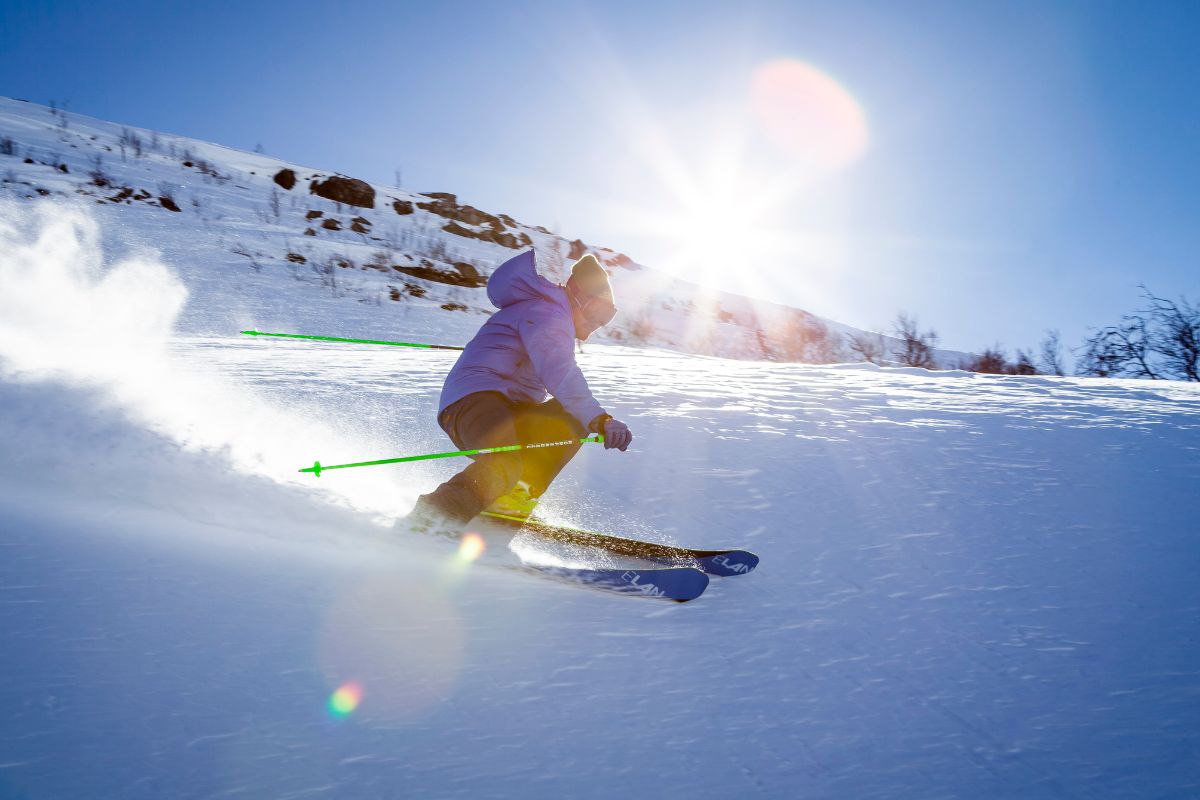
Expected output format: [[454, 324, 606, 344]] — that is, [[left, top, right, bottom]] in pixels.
[[418, 192, 533, 250], [392, 259, 487, 288], [309, 174, 375, 208], [273, 168, 296, 190]]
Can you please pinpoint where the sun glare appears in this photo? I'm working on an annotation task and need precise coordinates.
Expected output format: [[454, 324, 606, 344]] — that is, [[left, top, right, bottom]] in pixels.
[[657, 182, 774, 285], [588, 50, 868, 324], [631, 59, 866, 284]]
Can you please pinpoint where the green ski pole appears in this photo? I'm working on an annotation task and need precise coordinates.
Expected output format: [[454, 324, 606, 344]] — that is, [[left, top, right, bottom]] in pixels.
[[242, 330, 465, 351], [301, 435, 604, 477]]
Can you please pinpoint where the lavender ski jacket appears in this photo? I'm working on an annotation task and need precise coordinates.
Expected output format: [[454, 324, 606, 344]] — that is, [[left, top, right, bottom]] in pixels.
[[438, 250, 606, 428]]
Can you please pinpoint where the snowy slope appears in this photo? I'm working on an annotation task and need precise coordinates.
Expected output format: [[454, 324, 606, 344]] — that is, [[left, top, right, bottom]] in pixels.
[[2, 200, 1200, 798], [0, 95, 964, 366]]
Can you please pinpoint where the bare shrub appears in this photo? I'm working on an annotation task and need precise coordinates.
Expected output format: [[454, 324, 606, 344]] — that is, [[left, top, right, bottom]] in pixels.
[[787, 315, 844, 363], [366, 250, 393, 272], [1144, 288, 1200, 381], [88, 153, 109, 186], [50, 100, 69, 131], [1011, 349, 1038, 375], [1076, 284, 1200, 380], [230, 243, 263, 272], [157, 181, 179, 209], [312, 258, 340, 295], [848, 331, 889, 365], [962, 346, 1038, 375], [627, 309, 656, 343], [1039, 329, 1066, 376], [118, 128, 143, 160], [1078, 313, 1159, 379], [963, 347, 1010, 374], [892, 313, 939, 368]]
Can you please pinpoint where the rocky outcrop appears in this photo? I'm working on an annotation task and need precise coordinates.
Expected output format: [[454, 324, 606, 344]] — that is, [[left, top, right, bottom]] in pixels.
[[273, 168, 296, 190], [417, 192, 498, 227], [602, 251, 640, 271], [392, 259, 487, 288], [417, 193, 532, 250], [309, 174, 375, 209], [565, 239, 639, 270], [441, 220, 532, 250]]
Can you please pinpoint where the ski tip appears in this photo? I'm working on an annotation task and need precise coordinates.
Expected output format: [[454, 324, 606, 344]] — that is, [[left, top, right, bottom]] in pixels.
[[698, 550, 759, 577]]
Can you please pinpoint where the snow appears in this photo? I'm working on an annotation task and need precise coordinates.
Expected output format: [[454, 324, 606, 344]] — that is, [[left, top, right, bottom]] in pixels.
[[3, 103, 1200, 798]]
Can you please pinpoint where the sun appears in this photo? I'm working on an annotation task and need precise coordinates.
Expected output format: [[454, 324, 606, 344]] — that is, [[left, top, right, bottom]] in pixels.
[[586, 55, 868, 310], [655, 173, 778, 286]]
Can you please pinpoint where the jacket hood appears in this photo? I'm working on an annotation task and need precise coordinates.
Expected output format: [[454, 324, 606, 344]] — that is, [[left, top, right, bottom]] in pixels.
[[486, 250, 565, 310]]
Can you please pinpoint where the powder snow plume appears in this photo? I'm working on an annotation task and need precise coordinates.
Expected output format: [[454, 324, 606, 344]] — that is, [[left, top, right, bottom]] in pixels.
[[0, 201, 416, 519], [0, 201, 185, 388]]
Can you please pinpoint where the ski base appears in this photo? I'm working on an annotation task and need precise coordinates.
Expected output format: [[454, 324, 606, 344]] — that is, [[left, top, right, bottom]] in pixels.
[[479, 512, 759, 577]]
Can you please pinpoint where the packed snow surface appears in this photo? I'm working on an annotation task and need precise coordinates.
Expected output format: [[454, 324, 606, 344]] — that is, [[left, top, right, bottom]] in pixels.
[[2, 203, 1200, 799]]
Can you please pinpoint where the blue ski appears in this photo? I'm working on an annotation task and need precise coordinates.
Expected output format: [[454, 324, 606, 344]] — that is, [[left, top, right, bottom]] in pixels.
[[518, 564, 709, 602], [479, 512, 760, 577]]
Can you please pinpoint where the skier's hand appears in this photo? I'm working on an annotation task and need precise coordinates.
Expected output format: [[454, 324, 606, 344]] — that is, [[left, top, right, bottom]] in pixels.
[[602, 418, 633, 452]]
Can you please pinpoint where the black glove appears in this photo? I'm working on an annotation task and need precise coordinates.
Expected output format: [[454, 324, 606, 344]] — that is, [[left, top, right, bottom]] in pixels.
[[601, 417, 632, 452]]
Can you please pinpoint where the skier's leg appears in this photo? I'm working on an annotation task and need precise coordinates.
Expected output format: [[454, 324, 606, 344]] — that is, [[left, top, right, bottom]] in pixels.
[[411, 392, 524, 526], [513, 398, 585, 498]]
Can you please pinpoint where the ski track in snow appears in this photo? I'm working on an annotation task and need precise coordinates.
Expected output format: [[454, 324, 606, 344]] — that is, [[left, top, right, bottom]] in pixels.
[[2, 335, 1200, 799]]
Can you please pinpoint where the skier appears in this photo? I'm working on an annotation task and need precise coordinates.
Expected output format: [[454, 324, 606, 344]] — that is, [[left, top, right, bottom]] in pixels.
[[404, 249, 633, 535]]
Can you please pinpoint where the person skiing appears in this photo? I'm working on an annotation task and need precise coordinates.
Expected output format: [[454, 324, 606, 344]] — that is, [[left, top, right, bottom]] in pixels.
[[404, 249, 633, 535]]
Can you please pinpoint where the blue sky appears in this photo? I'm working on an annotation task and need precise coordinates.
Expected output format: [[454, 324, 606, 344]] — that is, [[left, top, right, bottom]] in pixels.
[[1, 0, 1196, 354]]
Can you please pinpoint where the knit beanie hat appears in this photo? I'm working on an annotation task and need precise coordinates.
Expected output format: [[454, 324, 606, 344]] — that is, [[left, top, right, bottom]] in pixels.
[[566, 254, 613, 303]]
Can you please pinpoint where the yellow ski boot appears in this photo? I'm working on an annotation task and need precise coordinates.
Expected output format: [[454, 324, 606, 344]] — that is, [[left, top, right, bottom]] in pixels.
[[485, 480, 538, 521]]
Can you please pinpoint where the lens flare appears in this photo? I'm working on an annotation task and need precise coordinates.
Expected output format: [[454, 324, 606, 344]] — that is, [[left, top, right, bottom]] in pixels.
[[317, 580, 465, 719], [750, 59, 869, 169], [457, 532, 486, 562], [329, 681, 363, 717]]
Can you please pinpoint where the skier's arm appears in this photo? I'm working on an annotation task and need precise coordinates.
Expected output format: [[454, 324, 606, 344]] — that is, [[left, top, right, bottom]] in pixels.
[[519, 306, 606, 428]]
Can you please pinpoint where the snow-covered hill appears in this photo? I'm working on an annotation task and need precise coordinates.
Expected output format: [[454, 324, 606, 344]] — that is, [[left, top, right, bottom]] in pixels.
[[0, 95, 966, 365], [1, 192, 1199, 797]]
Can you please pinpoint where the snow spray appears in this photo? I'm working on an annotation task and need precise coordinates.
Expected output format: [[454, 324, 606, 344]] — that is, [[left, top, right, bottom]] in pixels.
[[0, 201, 417, 518]]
